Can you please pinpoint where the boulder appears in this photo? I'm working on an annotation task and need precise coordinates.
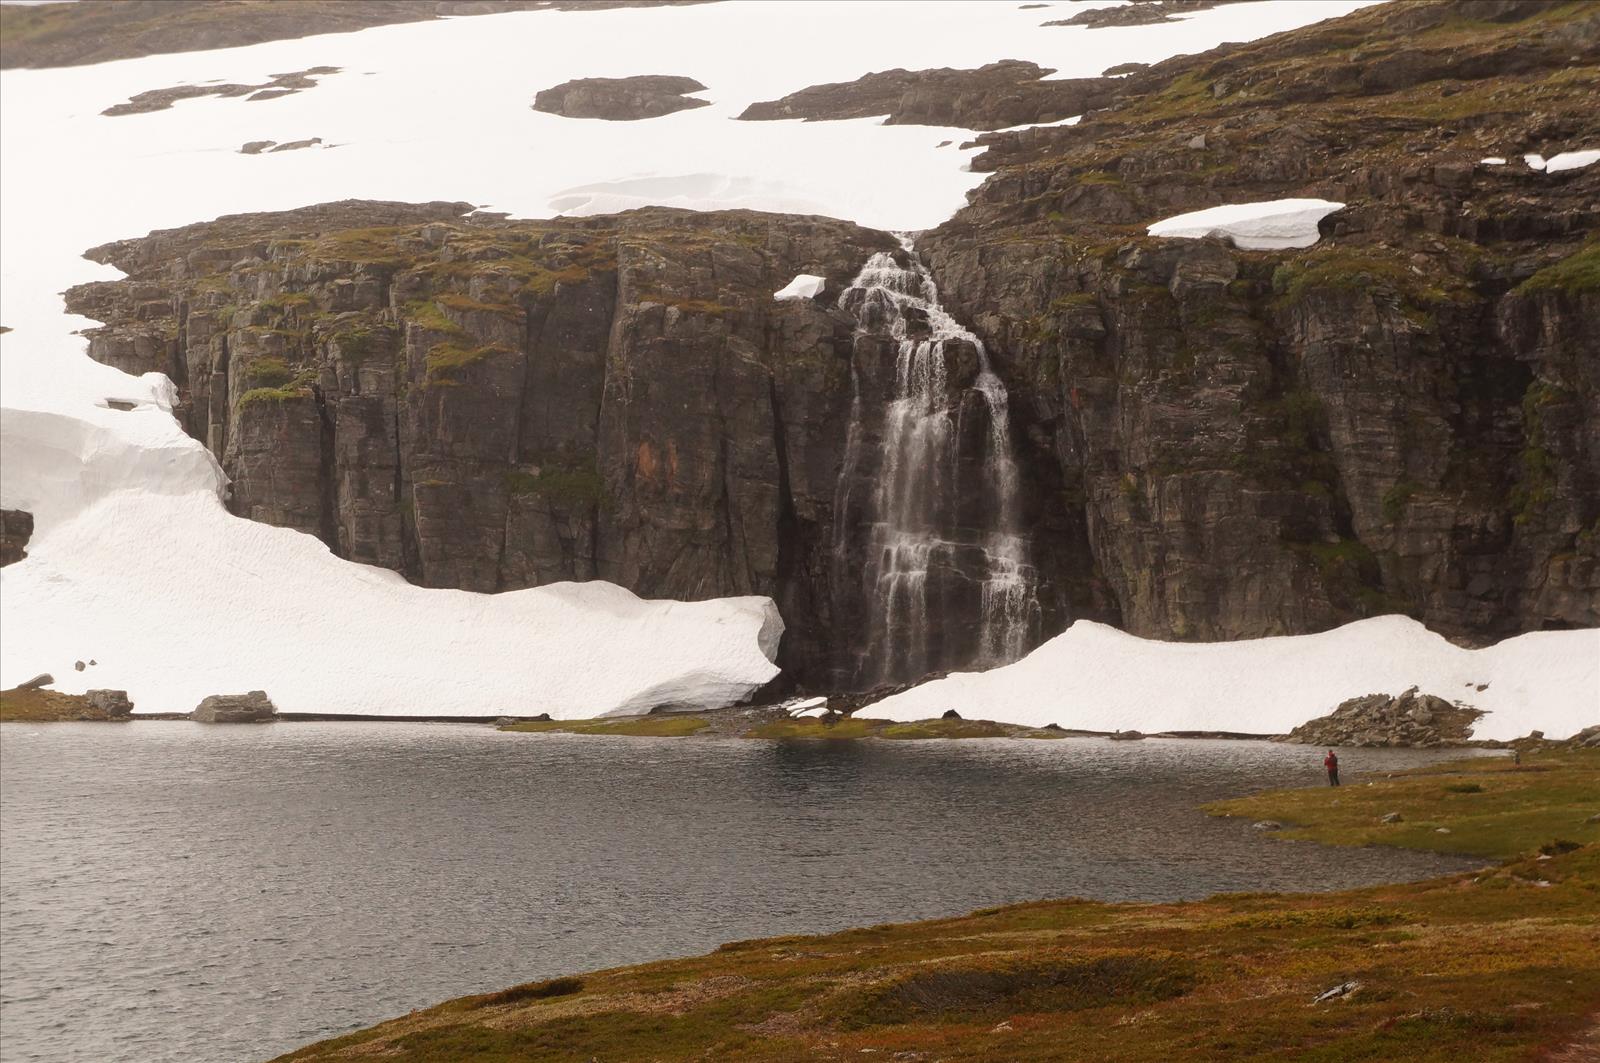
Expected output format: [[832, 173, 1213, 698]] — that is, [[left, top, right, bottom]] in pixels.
[[2, 508, 34, 566], [191, 690, 277, 723], [85, 689, 134, 718], [1282, 687, 1482, 747], [18, 673, 52, 690], [941, 709, 963, 719]]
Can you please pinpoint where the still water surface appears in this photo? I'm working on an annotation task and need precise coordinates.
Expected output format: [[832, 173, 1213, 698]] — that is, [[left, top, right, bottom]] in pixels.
[[0, 723, 1487, 1063]]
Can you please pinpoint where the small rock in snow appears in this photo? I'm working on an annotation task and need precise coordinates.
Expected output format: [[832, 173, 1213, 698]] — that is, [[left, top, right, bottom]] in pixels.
[[74, 660, 86, 671], [774, 274, 826, 301]]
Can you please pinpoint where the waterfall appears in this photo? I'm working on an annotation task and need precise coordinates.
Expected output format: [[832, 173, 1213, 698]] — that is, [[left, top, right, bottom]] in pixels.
[[834, 237, 1040, 686]]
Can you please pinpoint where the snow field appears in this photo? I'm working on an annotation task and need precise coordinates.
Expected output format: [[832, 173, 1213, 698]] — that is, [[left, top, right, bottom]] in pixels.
[[865, 617, 1599, 742]]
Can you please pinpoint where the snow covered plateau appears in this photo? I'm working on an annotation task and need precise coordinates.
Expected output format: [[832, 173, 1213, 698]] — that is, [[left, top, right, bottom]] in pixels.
[[2, 0, 1595, 734]]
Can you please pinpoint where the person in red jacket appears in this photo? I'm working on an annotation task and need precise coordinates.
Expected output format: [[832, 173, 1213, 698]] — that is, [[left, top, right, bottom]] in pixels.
[[1324, 750, 1340, 787]]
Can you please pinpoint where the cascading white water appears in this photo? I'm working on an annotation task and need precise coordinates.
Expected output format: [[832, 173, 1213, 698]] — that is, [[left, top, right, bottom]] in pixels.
[[836, 237, 1039, 685]]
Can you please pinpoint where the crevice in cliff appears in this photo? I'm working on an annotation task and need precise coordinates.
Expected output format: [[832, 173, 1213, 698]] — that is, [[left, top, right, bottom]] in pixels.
[[311, 383, 341, 555], [768, 373, 806, 679]]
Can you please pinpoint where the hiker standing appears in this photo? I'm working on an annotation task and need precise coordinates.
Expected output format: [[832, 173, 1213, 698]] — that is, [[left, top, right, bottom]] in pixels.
[[1324, 749, 1340, 787]]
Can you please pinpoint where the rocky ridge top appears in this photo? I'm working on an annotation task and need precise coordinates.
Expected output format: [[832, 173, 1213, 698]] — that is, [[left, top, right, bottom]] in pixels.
[[737, 60, 1113, 131]]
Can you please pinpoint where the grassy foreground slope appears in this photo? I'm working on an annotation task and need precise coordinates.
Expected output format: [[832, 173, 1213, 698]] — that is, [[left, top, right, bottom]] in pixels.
[[277, 751, 1600, 1062], [1209, 749, 1600, 859]]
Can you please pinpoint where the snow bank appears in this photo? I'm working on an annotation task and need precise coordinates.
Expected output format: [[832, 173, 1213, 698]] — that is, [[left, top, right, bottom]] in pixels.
[[0, 404, 781, 717], [1146, 198, 1345, 249], [1479, 156, 1507, 165], [864, 617, 1599, 742], [774, 273, 826, 301]]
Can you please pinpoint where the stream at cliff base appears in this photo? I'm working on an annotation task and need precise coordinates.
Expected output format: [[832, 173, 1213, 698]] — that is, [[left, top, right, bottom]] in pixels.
[[0, 723, 1489, 1063]]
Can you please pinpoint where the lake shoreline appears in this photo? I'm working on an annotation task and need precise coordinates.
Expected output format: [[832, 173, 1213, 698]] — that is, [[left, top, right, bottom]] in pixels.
[[274, 749, 1600, 1062]]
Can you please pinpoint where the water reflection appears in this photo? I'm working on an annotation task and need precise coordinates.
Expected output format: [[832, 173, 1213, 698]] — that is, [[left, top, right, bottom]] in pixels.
[[0, 723, 1487, 1063]]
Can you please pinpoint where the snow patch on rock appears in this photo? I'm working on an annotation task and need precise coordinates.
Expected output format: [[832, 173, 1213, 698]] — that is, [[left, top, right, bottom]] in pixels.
[[1146, 197, 1345, 249], [774, 273, 826, 301], [1545, 148, 1599, 173], [864, 616, 1599, 742]]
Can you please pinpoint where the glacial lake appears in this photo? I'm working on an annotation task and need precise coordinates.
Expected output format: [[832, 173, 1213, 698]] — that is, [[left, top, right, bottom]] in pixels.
[[0, 723, 1489, 1063]]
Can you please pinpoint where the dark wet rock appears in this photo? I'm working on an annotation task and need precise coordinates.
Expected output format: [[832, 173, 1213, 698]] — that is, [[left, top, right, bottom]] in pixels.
[[85, 689, 134, 718], [18, 673, 52, 690], [191, 690, 277, 722], [1284, 688, 1484, 747], [533, 75, 709, 120], [738, 60, 1113, 131], [102, 67, 339, 116], [1, 508, 32, 566]]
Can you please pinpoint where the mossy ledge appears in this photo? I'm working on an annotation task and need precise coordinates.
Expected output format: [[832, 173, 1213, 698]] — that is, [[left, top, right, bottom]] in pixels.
[[275, 750, 1600, 1062]]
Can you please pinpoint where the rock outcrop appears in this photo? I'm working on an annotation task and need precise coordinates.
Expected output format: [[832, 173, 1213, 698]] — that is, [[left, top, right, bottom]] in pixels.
[[1, 508, 32, 566], [84, 689, 135, 718], [1044, 0, 1249, 30], [738, 61, 1113, 131], [191, 690, 277, 722], [102, 67, 339, 116], [1282, 687, 1484, 747], [67, 200, 894, 686], [533, 76, 709, 120], [917, 0, 1600, 647], [241, 138, 324, 155]]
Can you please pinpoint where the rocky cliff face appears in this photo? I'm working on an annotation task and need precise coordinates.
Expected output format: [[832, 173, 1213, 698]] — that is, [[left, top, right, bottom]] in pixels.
[[65, 1, 1600, 688], [918, 0, 1600, 646], [67, 201, 893, 685]]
